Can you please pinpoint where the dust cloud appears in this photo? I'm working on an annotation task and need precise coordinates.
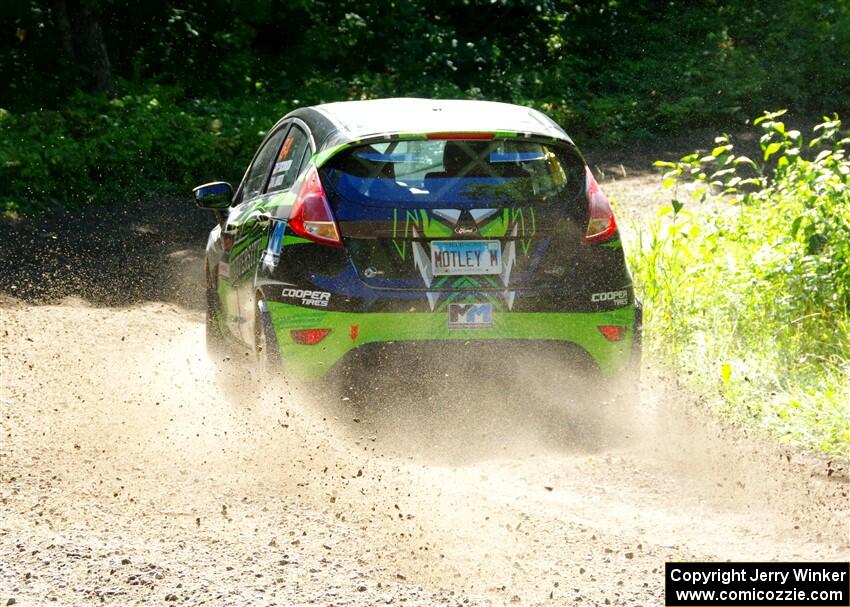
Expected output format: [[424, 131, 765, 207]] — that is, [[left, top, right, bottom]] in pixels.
[[1, 193, 847, 606]]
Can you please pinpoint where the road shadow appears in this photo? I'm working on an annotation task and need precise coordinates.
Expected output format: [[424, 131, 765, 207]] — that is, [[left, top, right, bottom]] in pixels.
[[0, 197, 215, 309]]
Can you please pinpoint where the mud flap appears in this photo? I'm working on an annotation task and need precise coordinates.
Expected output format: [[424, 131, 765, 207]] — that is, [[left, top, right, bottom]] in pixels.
[[256, 299, 283, 370]]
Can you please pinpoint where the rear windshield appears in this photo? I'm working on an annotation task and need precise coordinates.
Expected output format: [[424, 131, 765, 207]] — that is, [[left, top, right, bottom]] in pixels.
[[321, 139, 585, 208]]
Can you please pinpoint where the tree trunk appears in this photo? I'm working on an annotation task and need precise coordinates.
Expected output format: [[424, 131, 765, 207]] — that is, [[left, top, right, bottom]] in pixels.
[[50, 0, 77, 63], [51, 0, 116, 96]]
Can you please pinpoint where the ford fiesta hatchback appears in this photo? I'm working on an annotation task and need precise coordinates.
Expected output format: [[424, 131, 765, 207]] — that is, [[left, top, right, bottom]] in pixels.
[[193, 98, 641, 388]]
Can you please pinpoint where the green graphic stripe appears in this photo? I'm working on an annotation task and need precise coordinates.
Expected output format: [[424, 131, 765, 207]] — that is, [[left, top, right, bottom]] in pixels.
[[311, 144, 351, 168], [393, 132, 428, 140], [256, 190, 297, 212], [282, 235, 311, 246], [267, 302, 636, 379], [229, 226, 265, 258], [478, 210, 509, 237], [391, 209, 454, 240]]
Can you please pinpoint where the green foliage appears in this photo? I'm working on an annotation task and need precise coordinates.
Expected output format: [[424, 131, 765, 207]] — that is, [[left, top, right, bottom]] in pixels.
[[3, 1, 850, 212], [5, 1, 850, 132], [633, 113, 850, 454], [0, 89, 286, 217]]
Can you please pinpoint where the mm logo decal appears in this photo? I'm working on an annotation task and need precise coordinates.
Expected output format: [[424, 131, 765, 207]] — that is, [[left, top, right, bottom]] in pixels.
[[448, 303, 493, 329]]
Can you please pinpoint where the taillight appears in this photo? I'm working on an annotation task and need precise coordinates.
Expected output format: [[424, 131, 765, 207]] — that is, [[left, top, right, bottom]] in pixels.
[[290, 328, 332, 345], [288, 166, 342, 247], [598, 325, 627, 341], [583, 167, 618, 245]]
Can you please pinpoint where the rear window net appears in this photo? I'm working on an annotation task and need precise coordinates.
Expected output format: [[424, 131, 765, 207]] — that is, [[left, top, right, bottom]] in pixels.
[[322, 138, 585, 208]]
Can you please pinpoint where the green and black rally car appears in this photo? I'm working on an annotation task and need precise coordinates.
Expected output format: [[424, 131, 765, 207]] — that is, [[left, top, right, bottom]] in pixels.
[[194, 98, 641, 389]]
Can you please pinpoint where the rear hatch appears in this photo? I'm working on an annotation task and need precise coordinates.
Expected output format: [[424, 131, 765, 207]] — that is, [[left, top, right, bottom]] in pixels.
[[320, 136, 590, 292]]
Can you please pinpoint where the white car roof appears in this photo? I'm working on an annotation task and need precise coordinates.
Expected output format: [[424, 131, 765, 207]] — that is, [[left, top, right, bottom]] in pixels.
[[311, 98, 571, 143]]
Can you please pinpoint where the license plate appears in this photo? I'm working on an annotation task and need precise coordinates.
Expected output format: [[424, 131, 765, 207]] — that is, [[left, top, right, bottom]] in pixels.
[[431, 240, 501, 276], [448, 302, 493, 329]]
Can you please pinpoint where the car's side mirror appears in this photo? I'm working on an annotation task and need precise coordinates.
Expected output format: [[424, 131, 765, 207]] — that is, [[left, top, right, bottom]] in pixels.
[[193, 181, 233, 209]]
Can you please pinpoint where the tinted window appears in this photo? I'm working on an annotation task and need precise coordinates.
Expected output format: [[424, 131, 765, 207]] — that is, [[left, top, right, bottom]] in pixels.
[[242, 127, 288, 201], [267, 126, 310, 193], [322, 139, 584, 208]]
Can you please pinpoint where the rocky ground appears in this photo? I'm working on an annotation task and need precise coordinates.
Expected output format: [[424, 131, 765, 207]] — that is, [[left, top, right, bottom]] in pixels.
[[1, 156, 847, 606]]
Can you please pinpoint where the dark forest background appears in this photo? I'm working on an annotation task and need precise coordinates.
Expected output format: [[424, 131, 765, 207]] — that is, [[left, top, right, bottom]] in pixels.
[[2, 0, 849, 216]]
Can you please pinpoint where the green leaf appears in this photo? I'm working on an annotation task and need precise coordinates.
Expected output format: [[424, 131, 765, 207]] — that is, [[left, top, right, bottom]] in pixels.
[[790, 215, 803, 237], [671, 199, 684, 215], [721, 364, 732, 385], [733, 155, 757, 168], [815, 150, 832, 163], [663, 177, 677, 189], [754, 109, 788, 125], [711, 168, 736, 178], [763, 142, 782, 161], [687, 223, 702, 238]]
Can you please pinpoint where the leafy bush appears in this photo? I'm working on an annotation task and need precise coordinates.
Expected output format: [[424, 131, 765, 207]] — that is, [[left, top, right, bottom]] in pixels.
[[0, 89, 286, 218], [4, 1, 850, 212], [632, 111, 850, 454]]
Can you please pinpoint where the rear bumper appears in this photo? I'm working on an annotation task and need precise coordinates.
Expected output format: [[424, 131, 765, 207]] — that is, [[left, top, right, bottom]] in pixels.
[[266, 301, 638, 379]]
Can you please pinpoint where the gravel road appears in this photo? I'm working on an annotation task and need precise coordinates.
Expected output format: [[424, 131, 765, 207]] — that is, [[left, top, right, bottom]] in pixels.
[[1, 169, 847, 606]]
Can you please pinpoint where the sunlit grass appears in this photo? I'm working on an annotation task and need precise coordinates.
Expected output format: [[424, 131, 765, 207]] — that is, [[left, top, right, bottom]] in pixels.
[[628, 112, 850, 456]]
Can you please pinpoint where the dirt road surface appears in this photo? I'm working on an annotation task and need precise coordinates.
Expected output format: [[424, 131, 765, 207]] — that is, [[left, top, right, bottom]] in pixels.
[[1, 166, 847, 606]]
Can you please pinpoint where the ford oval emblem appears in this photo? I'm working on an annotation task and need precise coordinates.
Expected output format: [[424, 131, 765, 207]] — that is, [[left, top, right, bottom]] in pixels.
[[454, 226, 477, 235]]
